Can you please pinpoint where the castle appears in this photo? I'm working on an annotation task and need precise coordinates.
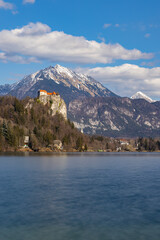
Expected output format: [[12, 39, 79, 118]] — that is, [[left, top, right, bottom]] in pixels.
[[38, 90, 61, 105], [38, 90, 59, 97], [38, 90, 67, 120]]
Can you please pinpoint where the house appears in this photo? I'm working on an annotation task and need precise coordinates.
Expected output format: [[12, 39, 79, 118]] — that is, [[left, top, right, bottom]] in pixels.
[[23, 136, 29, 148], [120, 139, 129, 146], [48, 140, 63, 150]]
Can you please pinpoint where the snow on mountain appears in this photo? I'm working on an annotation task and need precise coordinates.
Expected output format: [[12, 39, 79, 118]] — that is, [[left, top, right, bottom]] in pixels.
[[4, 64, 117, 103], [40, 64, 107, 94], [0, 82, 18, 96], [131, 91, 155, 103]]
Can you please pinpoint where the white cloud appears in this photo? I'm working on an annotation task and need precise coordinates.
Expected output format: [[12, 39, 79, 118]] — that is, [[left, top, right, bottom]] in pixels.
[[115, 24, 120, 28], [145, 33, 150, 38], [0, 52, 39, 63], [0, 0, 14, 9], [103, 23, 112, 28], [0, 22, 153, 64], [76, 64, 160, 99], [12, 22, 51, 36], [23, 0, 35, 4]]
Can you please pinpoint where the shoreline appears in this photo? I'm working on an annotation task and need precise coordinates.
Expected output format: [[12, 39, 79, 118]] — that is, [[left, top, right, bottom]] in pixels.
[[1, 147, 160, 153], [1, 151, 160, 156]]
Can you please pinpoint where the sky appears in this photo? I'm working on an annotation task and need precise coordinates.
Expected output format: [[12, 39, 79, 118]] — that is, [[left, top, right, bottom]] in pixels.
[[0, 0, 160, 99]]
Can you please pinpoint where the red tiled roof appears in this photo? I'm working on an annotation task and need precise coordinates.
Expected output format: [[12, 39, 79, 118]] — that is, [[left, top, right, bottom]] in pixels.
[[39, 90, 57, 95]]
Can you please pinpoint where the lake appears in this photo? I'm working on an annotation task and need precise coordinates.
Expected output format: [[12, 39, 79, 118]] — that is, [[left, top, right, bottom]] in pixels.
[[0, 153, 160, 240]]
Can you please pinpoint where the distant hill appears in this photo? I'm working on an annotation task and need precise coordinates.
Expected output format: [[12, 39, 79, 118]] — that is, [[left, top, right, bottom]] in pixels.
[[0, 84, 14, 96], [0, 65, 117, 105], [68, 97, 160, 137]]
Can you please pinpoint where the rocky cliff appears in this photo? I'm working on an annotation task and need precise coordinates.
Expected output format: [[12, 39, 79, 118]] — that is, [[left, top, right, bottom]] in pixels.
[[38, 93, 67, 120]]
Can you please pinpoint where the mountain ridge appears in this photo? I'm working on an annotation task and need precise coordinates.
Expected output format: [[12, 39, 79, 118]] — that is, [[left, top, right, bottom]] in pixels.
[[0, 65, 117, 104], [1, 65, 160, 138], [68, 96, 160, 137]]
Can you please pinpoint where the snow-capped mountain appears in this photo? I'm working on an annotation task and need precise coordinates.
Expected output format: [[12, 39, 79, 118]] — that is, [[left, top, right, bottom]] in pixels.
[[4, 64, 117, 104], [1, 65, 160, 137], [131, 91, 155, 103], [0, 83, 16, 96]]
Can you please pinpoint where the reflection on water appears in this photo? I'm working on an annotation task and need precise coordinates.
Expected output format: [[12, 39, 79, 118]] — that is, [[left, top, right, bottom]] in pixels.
[[0, 153, 160, 240]]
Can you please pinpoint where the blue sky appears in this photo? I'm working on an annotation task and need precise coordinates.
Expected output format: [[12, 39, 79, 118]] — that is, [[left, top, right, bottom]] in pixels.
[[0, 0, 160, 99]]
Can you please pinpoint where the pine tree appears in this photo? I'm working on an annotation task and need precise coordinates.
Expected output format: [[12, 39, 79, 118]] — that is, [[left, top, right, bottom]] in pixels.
[[2, 121, 8, 139]]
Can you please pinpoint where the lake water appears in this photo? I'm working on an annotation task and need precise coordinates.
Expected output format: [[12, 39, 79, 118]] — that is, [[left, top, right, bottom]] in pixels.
[[0, 153, 160, 240]]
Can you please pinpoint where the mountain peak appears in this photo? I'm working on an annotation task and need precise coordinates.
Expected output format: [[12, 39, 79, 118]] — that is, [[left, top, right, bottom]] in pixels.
[[54, 64, 63, 68], [131, 91, 155, 103], [53, 64, 74, 78], [0, 64, 117, 102], [54, 64, 70, 72]]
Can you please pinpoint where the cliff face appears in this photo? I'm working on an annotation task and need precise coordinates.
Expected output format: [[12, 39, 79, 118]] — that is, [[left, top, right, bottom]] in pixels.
[[39, 94, 67, 120]]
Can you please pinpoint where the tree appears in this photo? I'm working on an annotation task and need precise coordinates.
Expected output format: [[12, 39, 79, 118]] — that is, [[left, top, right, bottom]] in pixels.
[[29, 135, 39, 150], [44, 131, 54, 146], [84, 144, 88, 151], [14, 98, 24, 114], [2, 120, 8, 139], [62, 134, 71, 145], [76, 137, 83, 151]]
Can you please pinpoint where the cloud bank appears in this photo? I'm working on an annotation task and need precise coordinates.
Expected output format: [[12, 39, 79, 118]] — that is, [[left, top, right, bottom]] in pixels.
[[0, 0, 13, 9], [0, 22, 153, 64], [77, 64, 160, 99]]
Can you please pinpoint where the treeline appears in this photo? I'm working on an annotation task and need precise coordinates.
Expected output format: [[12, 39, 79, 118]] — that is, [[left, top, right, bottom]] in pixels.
[[0, 96, 118, 152], [137, 137, 160, 152]]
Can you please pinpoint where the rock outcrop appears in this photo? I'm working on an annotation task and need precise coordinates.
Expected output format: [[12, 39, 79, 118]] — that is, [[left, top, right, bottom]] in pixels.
[[38, 90, 67, 120]]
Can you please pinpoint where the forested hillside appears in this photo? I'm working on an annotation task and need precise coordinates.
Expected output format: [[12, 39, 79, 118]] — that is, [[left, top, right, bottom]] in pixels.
[[0, 96, 116, 152]]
